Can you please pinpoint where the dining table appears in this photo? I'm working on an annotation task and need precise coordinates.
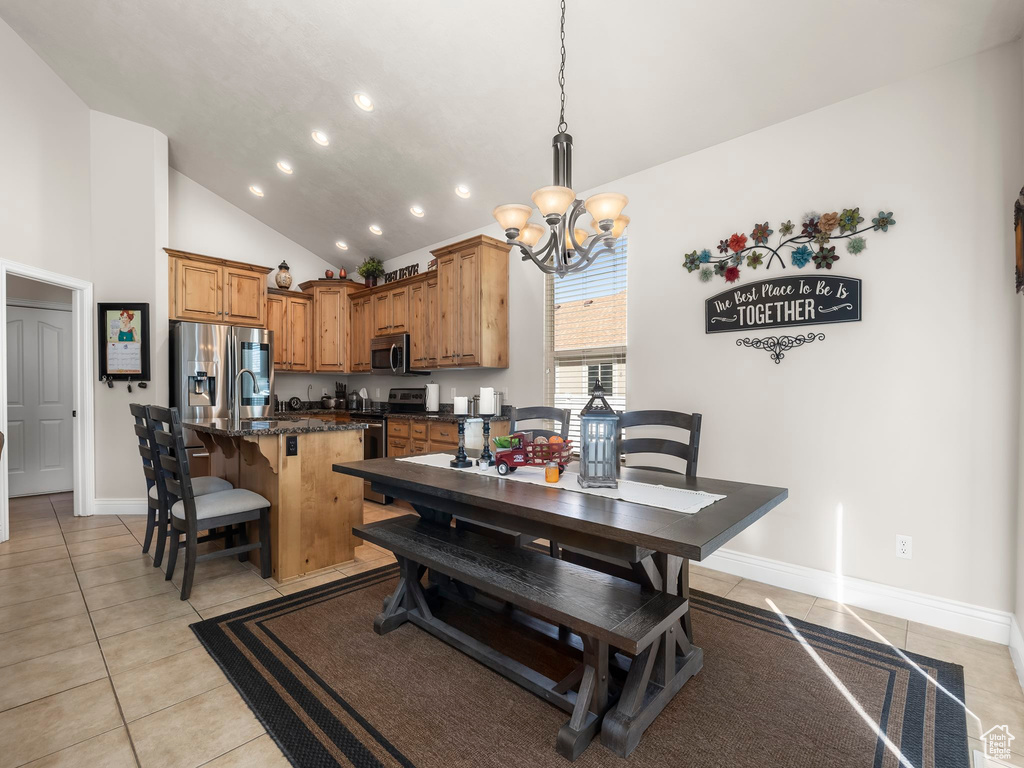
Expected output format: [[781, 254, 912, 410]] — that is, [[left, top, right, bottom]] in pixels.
[[333, 451, 788, 759]]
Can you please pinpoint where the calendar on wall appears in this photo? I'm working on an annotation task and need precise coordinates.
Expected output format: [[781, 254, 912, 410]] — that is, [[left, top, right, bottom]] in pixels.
[[97, 302, 151, 381]]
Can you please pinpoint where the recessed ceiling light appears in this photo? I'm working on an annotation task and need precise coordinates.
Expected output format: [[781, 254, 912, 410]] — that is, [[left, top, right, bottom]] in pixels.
[[455, 184, 471, 199], [276, 161, 293, 174], [353, 92, 374, 112], [249, 185, 264, 197], [335, 241, 348, 250], [369, 224, 383, 236], [311, 130, 330, 146], [410, 205, 424, 218]]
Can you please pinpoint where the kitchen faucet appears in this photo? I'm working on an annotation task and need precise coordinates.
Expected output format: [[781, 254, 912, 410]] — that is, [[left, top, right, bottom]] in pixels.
[[233, 368, 259, 424]]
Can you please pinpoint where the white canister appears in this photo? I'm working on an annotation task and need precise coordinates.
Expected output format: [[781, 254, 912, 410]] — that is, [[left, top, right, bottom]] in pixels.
[[426, 383, 440, 412]]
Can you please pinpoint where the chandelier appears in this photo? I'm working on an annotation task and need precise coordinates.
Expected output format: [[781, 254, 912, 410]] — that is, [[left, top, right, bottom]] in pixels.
[[492, 0, 629, 278]]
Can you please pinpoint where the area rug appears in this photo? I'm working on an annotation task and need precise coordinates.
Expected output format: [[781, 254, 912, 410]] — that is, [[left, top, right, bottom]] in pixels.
[[191, 564, 969, 767]]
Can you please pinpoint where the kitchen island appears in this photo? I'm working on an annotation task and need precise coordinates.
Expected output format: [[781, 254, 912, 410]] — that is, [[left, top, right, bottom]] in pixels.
[[186, 416, 367, 582]]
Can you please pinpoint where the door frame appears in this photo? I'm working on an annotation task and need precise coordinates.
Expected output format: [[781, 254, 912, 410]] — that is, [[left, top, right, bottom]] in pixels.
[[0, 261, 95, 542]]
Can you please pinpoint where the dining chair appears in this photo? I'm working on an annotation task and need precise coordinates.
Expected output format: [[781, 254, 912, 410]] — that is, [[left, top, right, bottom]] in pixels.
[[509, 406, 571, 441], [130, 403, 232, 568], [618, 410, 702, 477], [147, 405, 271, 599]]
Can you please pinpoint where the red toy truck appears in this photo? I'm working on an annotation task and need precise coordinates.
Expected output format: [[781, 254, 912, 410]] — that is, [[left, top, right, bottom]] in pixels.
[[494, 432, 573, 476]]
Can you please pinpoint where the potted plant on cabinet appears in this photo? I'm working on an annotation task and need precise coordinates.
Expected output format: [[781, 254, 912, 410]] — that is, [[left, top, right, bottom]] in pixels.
[[357, 257, 385, 287]]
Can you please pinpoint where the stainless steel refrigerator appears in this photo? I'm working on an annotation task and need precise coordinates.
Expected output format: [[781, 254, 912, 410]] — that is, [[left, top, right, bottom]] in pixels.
[[170, 321, 274, 422]]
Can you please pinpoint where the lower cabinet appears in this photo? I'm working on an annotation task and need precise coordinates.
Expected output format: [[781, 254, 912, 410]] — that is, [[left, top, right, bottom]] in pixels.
[[385, 418, 509, 457]]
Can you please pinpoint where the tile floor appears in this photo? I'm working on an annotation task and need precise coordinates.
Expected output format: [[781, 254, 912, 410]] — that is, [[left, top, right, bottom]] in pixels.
[[0, 494, 1019, 767]]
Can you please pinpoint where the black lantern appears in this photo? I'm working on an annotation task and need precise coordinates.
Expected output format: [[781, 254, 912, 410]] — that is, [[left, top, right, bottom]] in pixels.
[[578, 380, 619, 489]]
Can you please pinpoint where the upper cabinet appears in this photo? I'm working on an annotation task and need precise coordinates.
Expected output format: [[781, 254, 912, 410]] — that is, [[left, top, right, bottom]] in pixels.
[[409, 276, 438, 370], [299, 280, 362, 372], [433, 235, 509, 369], [166, 250, 271, 327], [349, 295, 373, 372], [372, 285, 410, 337], [267, 289, 313, 372]]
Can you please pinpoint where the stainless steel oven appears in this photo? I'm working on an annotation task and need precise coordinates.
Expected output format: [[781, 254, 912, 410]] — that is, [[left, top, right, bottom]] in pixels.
[[370, 332, 427, 375], [359, 414, 389, 504]]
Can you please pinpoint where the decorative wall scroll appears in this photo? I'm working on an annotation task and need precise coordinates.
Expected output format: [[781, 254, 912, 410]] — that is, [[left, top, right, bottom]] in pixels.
[[736, 333, 825, 364], [683, 207, 896, 284], [97, 302, 150, 381], [705, 275, 861, 334]]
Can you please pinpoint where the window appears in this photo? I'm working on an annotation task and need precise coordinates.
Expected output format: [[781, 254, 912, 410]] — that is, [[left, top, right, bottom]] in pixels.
[[544, 237, 627, 444]]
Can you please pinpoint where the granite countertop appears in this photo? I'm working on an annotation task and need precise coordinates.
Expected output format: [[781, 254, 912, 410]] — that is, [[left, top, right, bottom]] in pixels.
[[276, 408, 510, 424], [384, 413, 509, 423], [185, 417, 368, 437]]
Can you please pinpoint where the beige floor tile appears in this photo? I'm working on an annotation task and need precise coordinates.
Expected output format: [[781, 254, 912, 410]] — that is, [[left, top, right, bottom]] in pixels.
[[689, 572, 735, 597], [340, 558, 397, 577], [113, 646, 226, 722], [0, 679, 122, 768], [0, 614, 96, 668], [129, 683, 264, 768], [352, 543, 392, 564], [277, 570, 346, 595], [201, 734, 291, 767], [965, 685, 1024, 756], [100, 613, 201, 675], [119, 514, 148, 524], [0, 571, 80, 609], [77, 554, 158, 589], [72, 544, 148, 571], [0, 642, 107, 712], [0, 590, 86, 633], [83, 571, 177, 611], [67, 534, 139, 557], [62, 524, 131, 545], [908, 621, 1009, 659], [812, 598, 908, 631], [196, 590, 282, 620], [9, 500, 55, 514], [168, 554, 249, 588], [184, 569, 274, 611], [0, 557, 74, 587], [57, 515, 125, 533], [21, 726, 137, 768], [689, 563, 741, 585], [0, 545, 68, 571], [8, 520, 61, 539], [803, 604, 907, 648], [906, 633, 1023, 702], [0, 533, 65, 556], [724, 579, 815, 619], [91, 591, 197, 640]]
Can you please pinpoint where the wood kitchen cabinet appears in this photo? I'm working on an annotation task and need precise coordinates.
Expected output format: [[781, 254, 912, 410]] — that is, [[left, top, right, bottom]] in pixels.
[[349, 295, 373, 372], [386, 417, 509, 457], [298, 280, 361, 372], [267, 289, 312, 372], [409, 276, 438, 370], [372, 286, 409, 337], [166, 249, 271, 327], [433, 235, 509, 369]]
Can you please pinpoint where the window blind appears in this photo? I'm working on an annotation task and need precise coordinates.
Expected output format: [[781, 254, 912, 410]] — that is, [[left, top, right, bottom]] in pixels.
[[543, 237, 628, 444]]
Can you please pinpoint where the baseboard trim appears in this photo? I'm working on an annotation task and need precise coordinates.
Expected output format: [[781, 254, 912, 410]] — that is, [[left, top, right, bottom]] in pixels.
[[90, 498, 147, 516], [1009, 615, 1024, 690], [702, 547, 1013, 646]]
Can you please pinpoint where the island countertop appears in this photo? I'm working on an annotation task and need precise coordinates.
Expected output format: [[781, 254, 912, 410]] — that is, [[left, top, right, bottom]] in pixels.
[[185, 417, 369, 438]]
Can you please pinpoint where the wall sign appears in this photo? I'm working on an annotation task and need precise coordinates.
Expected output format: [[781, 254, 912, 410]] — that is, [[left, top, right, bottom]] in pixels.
[[383, 263, 419, 284], [705, 275, 861, 334]]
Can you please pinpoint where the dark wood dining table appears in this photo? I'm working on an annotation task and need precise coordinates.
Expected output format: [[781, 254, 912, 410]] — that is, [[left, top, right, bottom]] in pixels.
[[333, 453, 787, 758]]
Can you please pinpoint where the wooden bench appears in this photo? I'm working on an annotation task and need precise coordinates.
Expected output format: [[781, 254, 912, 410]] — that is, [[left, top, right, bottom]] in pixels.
[[354, 514, 690, 760]]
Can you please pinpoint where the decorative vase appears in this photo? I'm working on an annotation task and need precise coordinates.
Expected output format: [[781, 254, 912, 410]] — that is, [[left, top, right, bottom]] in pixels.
[[338, 268, 347, 279], [364, 276, 376, 287], [275, 261, 292, 289], [325, 269, 335, 279]]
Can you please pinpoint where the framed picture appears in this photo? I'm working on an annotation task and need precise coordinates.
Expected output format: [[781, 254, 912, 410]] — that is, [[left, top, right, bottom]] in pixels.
[[1015, 187, 1024, 294], [97, 302, 150, 381]]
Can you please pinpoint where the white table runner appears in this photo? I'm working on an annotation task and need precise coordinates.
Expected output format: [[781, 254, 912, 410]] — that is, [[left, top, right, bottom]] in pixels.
[[397, 453, 725, 515]]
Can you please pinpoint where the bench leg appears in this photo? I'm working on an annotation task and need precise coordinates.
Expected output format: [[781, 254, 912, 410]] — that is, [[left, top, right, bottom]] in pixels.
[[555, 635, 609, 761], [374, 557, 429, 635]]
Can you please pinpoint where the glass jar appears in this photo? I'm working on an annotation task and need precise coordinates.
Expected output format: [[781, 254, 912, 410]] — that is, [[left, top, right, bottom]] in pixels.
[[545, 460, 560, 483]]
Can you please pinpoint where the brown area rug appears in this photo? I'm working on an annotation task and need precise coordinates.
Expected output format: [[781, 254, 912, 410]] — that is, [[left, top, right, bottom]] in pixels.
[[192, 564, 969, 767]]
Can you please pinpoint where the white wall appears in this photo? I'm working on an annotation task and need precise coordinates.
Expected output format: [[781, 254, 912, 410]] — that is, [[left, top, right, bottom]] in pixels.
[[0, 17, 91, 279], [6, 276, 72, 304]]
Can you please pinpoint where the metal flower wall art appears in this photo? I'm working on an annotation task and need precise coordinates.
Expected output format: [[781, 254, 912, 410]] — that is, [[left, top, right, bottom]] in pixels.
[[683, 208, 896, 283]]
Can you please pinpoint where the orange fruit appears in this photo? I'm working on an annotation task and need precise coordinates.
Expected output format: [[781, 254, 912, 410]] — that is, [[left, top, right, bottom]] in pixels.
[[549, 436, 563, 444]]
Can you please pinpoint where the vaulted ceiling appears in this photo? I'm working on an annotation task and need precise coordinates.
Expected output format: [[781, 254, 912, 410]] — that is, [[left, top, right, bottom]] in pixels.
[[3, 0, 1023, 268]]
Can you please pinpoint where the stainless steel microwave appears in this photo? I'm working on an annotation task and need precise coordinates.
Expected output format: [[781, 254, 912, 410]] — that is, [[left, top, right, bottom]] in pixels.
[[369, 332, 427, 375]]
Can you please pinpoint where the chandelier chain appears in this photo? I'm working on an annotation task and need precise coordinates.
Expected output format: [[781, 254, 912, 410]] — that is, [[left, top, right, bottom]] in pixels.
[[557, 0, 567, 134]]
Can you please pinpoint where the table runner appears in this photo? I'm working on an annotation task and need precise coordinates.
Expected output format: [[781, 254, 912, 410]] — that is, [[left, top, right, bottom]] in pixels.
[[397, 453, 725, 515]]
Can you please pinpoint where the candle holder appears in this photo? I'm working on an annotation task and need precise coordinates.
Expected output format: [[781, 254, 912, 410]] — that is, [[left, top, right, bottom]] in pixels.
[[450, 416, 473, 468], [477, 414, 495, 466]]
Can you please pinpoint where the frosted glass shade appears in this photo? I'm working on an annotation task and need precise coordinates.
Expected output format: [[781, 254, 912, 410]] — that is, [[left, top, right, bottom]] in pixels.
[[567, 228, 590, 250], [584, 192, 628, 224], [518, 222, 546, 247], [531, 186, 576, 218], [610, 215, 629, 238], [492, 204, 533, 232]]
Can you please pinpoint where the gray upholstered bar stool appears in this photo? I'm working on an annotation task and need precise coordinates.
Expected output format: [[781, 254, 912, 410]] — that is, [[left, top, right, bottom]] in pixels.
[[130, 403, 232, 568], [148, 405, 271, 600]]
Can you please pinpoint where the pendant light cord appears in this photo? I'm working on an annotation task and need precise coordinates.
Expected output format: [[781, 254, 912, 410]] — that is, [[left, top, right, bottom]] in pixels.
[[557, 0, 567, 134]]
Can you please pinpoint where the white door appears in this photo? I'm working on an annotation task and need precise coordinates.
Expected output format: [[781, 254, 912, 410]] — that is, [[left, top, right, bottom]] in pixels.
[[7, 306, 74, 496]]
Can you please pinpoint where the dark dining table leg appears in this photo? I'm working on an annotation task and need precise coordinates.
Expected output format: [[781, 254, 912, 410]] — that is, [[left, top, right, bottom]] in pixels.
[[602, 552, 703, 758]]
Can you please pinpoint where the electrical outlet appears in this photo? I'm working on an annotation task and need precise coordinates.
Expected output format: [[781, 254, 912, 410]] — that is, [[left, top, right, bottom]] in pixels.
[[896, 535, 912, 560]]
